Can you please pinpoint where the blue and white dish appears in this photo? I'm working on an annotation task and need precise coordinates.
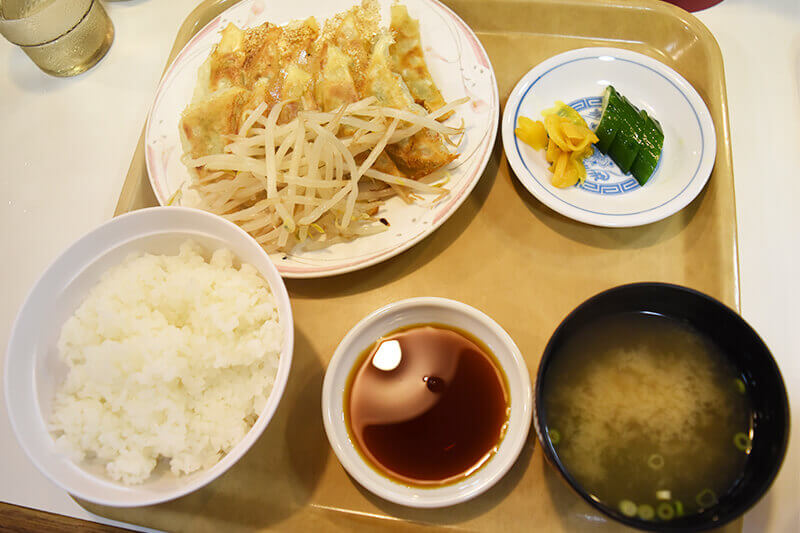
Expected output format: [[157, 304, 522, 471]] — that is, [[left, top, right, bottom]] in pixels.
[[502, 47, 716, 227]]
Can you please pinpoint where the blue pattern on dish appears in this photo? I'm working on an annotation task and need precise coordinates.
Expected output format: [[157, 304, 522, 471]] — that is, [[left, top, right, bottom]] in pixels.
[[511, 54, 704, 217], [566, 97, 642, 196]]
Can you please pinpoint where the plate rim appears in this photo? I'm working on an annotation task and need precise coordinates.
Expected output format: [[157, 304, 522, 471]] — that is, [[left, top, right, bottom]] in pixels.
[[501, 46, 717, 228], [144, 0, 500, 278]]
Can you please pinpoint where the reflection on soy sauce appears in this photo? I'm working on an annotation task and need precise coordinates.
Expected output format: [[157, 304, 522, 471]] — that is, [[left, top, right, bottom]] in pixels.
[[346, 324, 510, 486]]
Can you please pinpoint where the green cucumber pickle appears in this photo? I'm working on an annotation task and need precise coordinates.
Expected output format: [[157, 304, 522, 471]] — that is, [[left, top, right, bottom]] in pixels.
[[594, 86, 664, 185]]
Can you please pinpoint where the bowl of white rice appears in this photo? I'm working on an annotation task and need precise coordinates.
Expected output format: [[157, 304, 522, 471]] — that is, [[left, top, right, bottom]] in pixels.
[[4, 207, 293, 507]]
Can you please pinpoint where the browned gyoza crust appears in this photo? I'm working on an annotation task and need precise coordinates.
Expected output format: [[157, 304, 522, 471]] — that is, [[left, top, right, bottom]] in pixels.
[[389, 4, 451, 119], [386, 129, 457, 178], [318, 41, 407, 180], [362, 32, 455, 176], [180, 0, 455, 179], [181, 87, 248, 159]]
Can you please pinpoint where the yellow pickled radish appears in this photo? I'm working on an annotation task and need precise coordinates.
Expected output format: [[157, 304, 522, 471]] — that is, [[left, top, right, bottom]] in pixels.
[[543, 101, 585, 126], [575, 158, 587, 182], [553, 151, 569, 179], [546, 138, 560, 163], [553, 158, 580, 188], [570, 134, 593, 153], [515, 116, 548, 150], [562, 120, 587, 142], [545, 115, 572, 152], [515, 100, 599, 188]]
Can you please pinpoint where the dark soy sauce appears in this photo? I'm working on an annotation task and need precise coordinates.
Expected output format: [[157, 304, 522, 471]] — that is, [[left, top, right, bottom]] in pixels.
[[346, 324, 509, 485]]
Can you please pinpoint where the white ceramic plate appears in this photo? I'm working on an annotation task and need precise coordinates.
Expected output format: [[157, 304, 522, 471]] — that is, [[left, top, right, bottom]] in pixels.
[[5, 207, 294, 506], [502, 47, 716, 227], [146, 0, 499, 278], [321, 298, 532, 508]]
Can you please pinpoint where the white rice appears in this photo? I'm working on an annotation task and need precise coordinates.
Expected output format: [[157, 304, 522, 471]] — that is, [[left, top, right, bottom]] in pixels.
[[50, 241, 282, 485]]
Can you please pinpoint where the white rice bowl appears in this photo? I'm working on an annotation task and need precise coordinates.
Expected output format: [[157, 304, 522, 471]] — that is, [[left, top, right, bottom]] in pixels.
[[50, 241, 283, 485], [5, 207, 294, 506]]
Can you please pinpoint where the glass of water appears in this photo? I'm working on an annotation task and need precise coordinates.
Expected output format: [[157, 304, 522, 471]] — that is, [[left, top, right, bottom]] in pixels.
[[0, 0, 114, 77]]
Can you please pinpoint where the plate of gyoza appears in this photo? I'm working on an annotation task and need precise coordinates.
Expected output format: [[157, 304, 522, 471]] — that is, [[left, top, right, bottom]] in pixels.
[[146, 0, 498, 278]]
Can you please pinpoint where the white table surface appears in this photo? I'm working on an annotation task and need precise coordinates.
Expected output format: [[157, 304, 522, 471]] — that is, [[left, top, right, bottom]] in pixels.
[[0, 0, 797, 531]]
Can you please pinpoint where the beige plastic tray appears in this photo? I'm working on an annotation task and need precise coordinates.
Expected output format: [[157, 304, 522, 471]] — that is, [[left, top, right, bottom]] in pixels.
[[92, 0, 740, 530]]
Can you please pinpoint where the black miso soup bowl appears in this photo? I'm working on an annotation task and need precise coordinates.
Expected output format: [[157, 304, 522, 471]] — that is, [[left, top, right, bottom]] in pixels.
[[533, 282, 790, 532]]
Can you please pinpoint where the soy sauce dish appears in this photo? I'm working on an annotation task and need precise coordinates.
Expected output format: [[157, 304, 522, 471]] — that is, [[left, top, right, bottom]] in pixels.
[[322, 298, 532, 508], [534, 283, 789, 532]]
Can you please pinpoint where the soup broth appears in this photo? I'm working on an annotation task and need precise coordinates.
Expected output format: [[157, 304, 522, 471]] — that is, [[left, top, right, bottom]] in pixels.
[[543, 312, 752, 521]]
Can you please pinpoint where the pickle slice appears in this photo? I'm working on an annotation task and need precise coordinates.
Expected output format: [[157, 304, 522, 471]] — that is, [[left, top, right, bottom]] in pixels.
[[594, 86, 664, 185], [595, 86, 628, 154], [630, 110, 665, 185]]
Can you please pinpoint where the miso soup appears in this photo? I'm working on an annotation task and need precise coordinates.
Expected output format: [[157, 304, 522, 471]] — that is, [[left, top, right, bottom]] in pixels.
[[542, 312, 753, 521]]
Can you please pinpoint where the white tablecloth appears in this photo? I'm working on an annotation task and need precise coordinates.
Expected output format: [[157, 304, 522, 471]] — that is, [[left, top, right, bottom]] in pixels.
[[0, 0, 797, 530]]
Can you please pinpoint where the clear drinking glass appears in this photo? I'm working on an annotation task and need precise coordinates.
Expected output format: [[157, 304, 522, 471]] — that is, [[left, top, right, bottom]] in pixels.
[[0, 0, 114, 77]]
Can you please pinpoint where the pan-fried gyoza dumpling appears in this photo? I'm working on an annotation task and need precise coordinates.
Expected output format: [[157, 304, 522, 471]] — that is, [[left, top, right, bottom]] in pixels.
[[317, 45, 360, 112], [318, 44, 407, 180], [180, 86, 248, 159], [320, 0, 380, 92], [389, 4, 450, 119], [365, 33, 456, 177], [191, 23, 245, 103], [279, 63, 315, 123], [363, 32, 417, 110], [241, 22, 286, 90], [277, 17, 320, 66]]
